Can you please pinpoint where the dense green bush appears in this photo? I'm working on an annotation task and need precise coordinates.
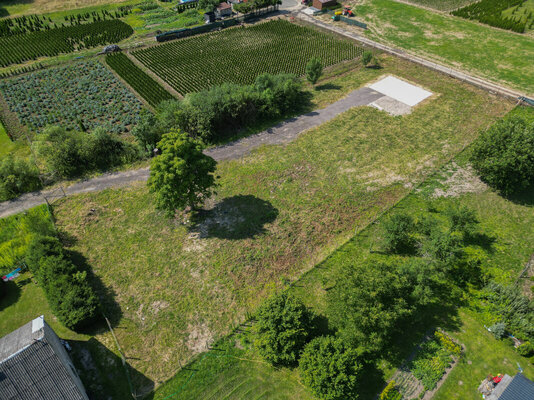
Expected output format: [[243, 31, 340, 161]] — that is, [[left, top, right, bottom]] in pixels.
[[306, 58, 323, 85], [0, 155, 41, 201], [26, 235, 99, 330], [299, 336, 361, 400], [383, 213, 416, 254], [518, 342, 534, 357], [174, 73, 304, 142], [327, 261, 422, 354], [0, 205, 55, 276], [35, 126, 139, 178], [470, 115, 534, 196], [254, 292, 313, 366]]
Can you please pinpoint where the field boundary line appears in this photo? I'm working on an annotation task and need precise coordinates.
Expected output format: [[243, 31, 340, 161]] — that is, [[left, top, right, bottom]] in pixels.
[[296, 12, 529, 100]]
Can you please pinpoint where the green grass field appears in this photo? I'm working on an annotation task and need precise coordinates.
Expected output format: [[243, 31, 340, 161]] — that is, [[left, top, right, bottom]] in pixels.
[[0, 119, 29, 160], [393, 0, 477, 11], [347, 0, 534, 95], [49, 55, 510, 392]]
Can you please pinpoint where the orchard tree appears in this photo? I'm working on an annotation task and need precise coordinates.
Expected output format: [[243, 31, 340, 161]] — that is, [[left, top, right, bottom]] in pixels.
[[254, 292, 313, 366], [299, 336, 361, 400], [306, 57, 323, 85], [148, 130, 217, 216]]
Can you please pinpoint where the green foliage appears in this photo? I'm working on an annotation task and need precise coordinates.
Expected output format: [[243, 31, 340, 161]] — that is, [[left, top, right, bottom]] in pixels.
[[0, 60, 142, 134], [482, 282, 534, 341], [306, 58, 323, 85], [254, 292, 313, 366], [148, 130, 217, 215], [445, 205, 479, 237], [35, 126, 139, 178], [197, 0, 220, 12], [379, 380, 403, 400], [0, 19, 134, 67], [174, 73, 304, 142], [383, 213, 416, 254], [133, 19, 362, 95], [409, 331, 460, 390], [452, 0, 529, 33], [470, 114, 534, 196], [361, 50, 373, 66], [105, 52, 174, 107], [131, 110, 163, 155], [489, 322, 507, 339], [518, 342, 534, 357], [26, 235, 99, 330], [299, 336, 361, 400], [0, 205, 54, 276], [327, 261, 421, 354], [0, 155, 41, 201]]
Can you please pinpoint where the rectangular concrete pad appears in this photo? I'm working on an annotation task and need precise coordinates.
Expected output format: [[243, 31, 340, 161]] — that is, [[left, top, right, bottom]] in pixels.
[[369, 76, 432, 107]]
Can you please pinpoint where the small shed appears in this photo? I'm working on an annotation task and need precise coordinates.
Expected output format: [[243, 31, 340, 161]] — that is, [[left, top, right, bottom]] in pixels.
[[312, 0, 337, 9], [215, 2, 232, 18], [204, 11, 216, 23]]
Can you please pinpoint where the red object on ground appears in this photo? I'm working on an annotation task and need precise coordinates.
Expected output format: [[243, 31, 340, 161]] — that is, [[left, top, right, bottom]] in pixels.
[[493, 376, 502, 384]]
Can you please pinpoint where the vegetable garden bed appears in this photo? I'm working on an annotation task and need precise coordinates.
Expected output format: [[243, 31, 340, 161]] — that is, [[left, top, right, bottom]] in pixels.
[[0, 60, 143, 133]]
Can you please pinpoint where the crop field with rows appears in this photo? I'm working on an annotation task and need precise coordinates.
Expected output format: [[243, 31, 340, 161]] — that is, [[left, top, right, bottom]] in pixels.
[[105, 53, 174, 107], [452, 0, 533, 33], [0, 60, 143, 133], [133, 19, 362, 95], [0, 19, 133, 67]]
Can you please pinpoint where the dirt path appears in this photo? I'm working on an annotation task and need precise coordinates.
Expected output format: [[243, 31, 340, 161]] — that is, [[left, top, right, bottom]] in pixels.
[[0, 86, 384, 218]]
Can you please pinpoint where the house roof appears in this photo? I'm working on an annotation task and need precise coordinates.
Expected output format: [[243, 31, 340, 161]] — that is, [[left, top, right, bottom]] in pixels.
[[0, 316, 87, 400], [498, 374, 534, 400], [217, 2, 232, 9]]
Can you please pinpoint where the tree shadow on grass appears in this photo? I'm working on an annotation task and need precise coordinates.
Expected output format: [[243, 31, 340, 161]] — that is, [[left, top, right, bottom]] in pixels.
[[190, 195, 279, 240], [501, 186, 534, 207], [0, 280, 21, 311], [70, 337, 154, 400], [315, 83, 341, 91]]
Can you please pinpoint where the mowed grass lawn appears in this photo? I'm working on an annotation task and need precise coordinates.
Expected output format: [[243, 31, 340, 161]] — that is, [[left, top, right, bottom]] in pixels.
[[52, 55, 511, 389], [349, 0, 534, 95]]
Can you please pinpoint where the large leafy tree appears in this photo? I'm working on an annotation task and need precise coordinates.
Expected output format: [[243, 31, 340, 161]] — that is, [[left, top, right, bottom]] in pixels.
[[148, 129, 217, 216], [327, 261, 422, 354], [470, 115, 534, 196], [254, 292, 313, 366], [299, 336, 361, 400]]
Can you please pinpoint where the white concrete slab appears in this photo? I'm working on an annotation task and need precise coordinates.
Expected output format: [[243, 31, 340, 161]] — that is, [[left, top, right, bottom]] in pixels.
[[369, 76, 432, 107]]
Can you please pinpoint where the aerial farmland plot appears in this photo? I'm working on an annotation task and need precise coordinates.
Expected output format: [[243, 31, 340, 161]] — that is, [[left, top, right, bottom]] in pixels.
[[0, 60, 143, 134], [133, 19, 362, 95]]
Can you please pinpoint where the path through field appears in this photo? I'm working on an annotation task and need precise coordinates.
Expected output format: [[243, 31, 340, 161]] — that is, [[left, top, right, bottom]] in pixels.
[[0, 86, 384, 218]]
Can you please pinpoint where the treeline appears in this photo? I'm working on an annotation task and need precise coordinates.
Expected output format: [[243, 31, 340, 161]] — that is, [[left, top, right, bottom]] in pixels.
[[233, 0, 281, 14], [0, 8, 132, 38], [452, 0, 529, 33], [133, 73, 305, 151]]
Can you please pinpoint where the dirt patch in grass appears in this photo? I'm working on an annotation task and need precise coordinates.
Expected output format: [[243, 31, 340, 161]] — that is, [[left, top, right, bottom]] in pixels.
[[432, 162, 487, 198]]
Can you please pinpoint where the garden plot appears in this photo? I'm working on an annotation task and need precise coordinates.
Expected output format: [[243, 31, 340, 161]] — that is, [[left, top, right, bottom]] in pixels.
[[0, 60, 143, 133], [368, 75, 433, 115]]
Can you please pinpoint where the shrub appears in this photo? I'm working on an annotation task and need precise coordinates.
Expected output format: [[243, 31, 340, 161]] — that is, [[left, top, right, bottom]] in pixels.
[[383, 213, 416, 254], [446, 205, 478, 237], [254, 292, 313, 366], [379, 380, 402, 400], [35, 125, 139, 178], [132, 110, 163, 155], [361, 50, 373, 66], [25, 235, 99, 330], [299, 336, 361, 400], [470, 115, 534, 195], [0, 155, 41, 201], [305, 57, 323, 85], [489, 322, 506, 339], [518, 342, 534, 357]]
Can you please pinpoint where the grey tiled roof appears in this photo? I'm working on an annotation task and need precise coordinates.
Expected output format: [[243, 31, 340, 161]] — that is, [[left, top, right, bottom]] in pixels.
[[498, 373, 534, 400], [0, 317, 87, 400]]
